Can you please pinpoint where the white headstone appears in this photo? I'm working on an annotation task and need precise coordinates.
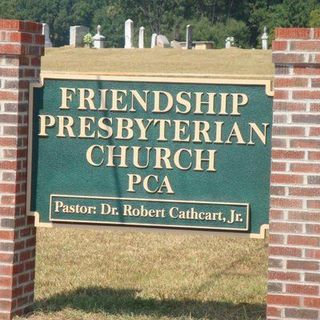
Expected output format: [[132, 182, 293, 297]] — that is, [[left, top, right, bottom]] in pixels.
[[93, 25, 106, 49], [42, 23, 52, 48], [225, 37, 234, 48], [261, 26, 268, 50], [171, 40, 182, 49], [225, 37, 231, 49], [151, 33, 157, 48], [156, 35, 170, 48], [125, 19, 133, 49], [186, 25, 192, 49], [70, 25, 89, 47], [138, 26, 144, 49]]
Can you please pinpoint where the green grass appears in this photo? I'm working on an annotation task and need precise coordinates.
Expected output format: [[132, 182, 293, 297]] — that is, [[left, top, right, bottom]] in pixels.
[[17, 48, 271, 320], [42, 47, 273, 77], [17, 229, 267, 320]]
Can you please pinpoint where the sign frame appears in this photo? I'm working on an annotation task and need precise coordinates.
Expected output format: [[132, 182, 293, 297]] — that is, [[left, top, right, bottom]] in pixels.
[[27, 72, 273, 239]]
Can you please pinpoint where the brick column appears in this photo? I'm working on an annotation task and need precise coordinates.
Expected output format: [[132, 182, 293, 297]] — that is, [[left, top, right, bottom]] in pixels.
[[268, 28, 320, 320], [0, 20, 44, 320]]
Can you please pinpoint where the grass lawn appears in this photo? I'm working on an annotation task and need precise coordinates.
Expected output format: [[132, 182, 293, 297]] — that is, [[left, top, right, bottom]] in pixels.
[[17, 48, 272, 320], [42, 47, 273, 77]]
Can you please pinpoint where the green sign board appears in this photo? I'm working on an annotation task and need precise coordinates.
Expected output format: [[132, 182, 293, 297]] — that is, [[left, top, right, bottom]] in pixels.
[[28, 74, 273, 238]]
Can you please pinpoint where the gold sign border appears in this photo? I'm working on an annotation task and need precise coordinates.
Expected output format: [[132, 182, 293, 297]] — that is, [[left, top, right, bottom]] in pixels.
[[27, 72, 273, 239]]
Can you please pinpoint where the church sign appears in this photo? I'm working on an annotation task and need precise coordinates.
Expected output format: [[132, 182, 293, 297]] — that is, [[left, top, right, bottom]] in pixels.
[[28, 74, 273, 238]]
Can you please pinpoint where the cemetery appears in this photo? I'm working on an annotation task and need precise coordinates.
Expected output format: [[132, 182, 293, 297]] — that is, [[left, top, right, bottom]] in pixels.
[[0, 1, 319, 320]]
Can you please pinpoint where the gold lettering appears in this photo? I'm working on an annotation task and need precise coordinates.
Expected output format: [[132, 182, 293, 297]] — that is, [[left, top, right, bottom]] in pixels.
[[176, 91, 191, 114], [153, 91, 173, 113], [78, 88, 96, 110], [194, 149, 216, 172], [225, 123, 245, 144], [248, 123, 269, 145], [56, 116, 75, 137], [86, 145, 104, 166], [60, 87, 75, 110], [110, 89, 127, 111], [38, 115, 55, 136], [231, 93, 248, 115]]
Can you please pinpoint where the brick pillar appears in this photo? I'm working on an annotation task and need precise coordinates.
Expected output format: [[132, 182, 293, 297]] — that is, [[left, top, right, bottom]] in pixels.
[[268, 28, 320, 320], [0, 20, 44, 320]]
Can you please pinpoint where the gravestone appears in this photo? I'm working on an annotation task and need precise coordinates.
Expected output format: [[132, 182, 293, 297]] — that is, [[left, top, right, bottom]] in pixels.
[[70, 25, 89, 47], [42, 23, 52, 48], [125, 19, 133, 49], [225, 37, 234, 48], [193, 41, 214, 50], [156, 34, 170, 48], [93, 25, 106, 49], [171, 40, 183, 49], [261, 26, 268, 50], [151, 33, 157, 48], [186, 24, 193, 49], [139, 26, 144, 49]]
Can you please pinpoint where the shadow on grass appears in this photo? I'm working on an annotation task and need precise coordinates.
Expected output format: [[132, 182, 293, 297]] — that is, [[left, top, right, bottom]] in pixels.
[[32, 287, 265, 320]]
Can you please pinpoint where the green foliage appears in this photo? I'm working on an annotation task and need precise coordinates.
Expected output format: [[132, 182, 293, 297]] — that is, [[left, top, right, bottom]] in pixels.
[[309, 7, 320, 26], [83, 33, 93, 46], [0, 0, 319, 48]]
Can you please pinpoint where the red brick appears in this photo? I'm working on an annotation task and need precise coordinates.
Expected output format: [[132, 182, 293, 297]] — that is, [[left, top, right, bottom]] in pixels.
[[286, 284, 319, 295], [309, 127, 320, 136], [267, 294, 300, 306], [289, 187, 320, 197], [272, 126, 305, 136], [285, 308, 319, 319], [310, 104, 320, 113], [269, 257, 284, 268], [287, 260, 319, 271], [291, 114, 320, 124], [275, 66, 290, 75], [292, 91, 320, 100], [269, 246, 302, 257], [274, 89, 289, 100], [272, 150, 305, 160], [305, 273, 320, 282], [291, 40, 320, 51], [273, 53, 306, 64], [271, 174, 304, 184], [270, 198, 303, 209], [271, 138, 287, 148], [267, 306, 281, 317], [306, 224, 320, 234], [275, 28, 311, 39], [273, 115, 289, 125], [270, 186, 286, 196], [305, 249, 320, 259], [288, 211, 320, 222], [293, 66, 320, 75], [269, 209, 284, 221], [0, 91, 19, 100], [272, 162, 287, 171], [291, 163, 320, 172], [270, 222, 303, 233], [268, 271, 300, 281], [287, 235, 320, 246], [269, 233, 285, 245], [308, 151, 320, 160], [307, 200, 320, 209], [273, 101, 306, 112], [272, 40, 288, 51], [307, 175, 320, 184], [274, 78, 308, 88], [304, 297, 320, 308]]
